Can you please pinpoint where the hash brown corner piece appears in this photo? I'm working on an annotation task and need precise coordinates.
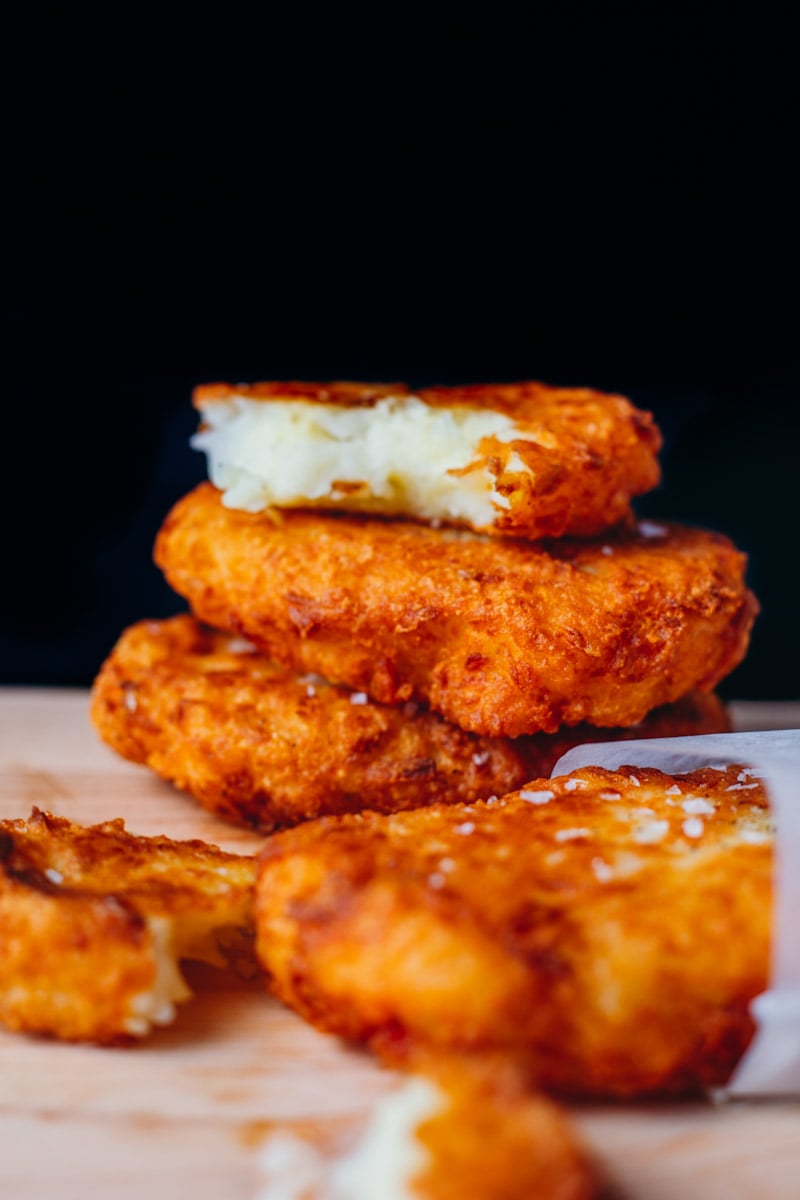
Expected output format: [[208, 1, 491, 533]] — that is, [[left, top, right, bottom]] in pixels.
[[191, 378, 661, 540], [0, 809, 256, 1043], [156, 483, 757, 737], [255, 764, 772, 1098], [91, 614, 730, 832], [256, 1057, 596, 1200]]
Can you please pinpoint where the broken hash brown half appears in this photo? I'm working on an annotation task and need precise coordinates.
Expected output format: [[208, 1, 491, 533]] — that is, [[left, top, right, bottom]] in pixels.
[[191, 378, 661, 540], [0, 809, 256, 1043], [156, 484, 757, 737], [91, 615, 730, 832], [257, 1055, 597, 1200], [255, 764, 772, 1098]]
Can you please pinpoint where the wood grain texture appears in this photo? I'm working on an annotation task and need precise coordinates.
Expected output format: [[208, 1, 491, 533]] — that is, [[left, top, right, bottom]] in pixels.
[[1, 690, 798, 1199]]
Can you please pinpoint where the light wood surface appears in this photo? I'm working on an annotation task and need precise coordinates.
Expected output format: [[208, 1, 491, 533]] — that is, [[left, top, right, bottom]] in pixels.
[[1, 690, 798, 1199]]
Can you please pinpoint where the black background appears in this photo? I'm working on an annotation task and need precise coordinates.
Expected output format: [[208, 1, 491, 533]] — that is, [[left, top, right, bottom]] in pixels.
[[4, 3, 798, 697]]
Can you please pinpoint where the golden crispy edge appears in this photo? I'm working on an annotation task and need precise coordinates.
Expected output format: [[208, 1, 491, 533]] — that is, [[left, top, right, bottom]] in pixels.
[[193, 380, 409, 407]]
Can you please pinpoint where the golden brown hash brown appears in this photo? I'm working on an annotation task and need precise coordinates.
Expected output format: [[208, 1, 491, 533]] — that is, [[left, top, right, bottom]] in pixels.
[[411, 1057, 597, 1200], [90, 614, 537, 830], [193, 378, 661, 539], [261, 1056, 596, 1200], [156, 484, 757, 738], [0, 810, 256, 1043], [255, 764, 772, 1098], [91, 615, 730, 832]]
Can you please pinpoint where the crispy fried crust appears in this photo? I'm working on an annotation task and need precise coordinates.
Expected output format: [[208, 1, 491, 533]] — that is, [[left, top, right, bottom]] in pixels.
[[255, 765, 772, 1098], [155, 484, 757, 737], [193, 381, 407, 407], [0, 810, 256, 1042], [91, 615, 730, 832], [256, 1056, 597, 1200], [89, 615, 539, 830], [412, 1058, 597, 1200], [193, 378, 662, 539]]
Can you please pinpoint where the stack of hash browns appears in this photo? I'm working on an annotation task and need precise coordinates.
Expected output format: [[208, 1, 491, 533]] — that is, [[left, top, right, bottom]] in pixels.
[[14, 378, 764, 1197], [92, 379, 756, 831]]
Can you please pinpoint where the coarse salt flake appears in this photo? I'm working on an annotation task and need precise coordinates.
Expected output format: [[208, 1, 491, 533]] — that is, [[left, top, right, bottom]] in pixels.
[[563, 779, 586, 792], [124, 688, 138, 713], [600, 791, 621, 801], [638, 520, 667, 538], [633, 819, 669, 844], [628, 775, 641, 786], [428, 872, 446, 889], [665, 785, 681, 795], [726, 782, 759, 792], [682, 817, 704, 838], [350, 692, 369, 705], [44, 867, 63, 885], [520, 789, 554, 805], [555, 827, 591, 841], [454, 821, 475, 835], [472, 751, 490, 766], [591, 857, 614, 883], [682, 797, 715, 816], [738, 828, 770, 845], [226, 636, 257, 654]]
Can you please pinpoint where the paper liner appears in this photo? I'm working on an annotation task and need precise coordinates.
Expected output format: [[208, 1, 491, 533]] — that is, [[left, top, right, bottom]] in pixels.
[[551, 729, 800, 1098]]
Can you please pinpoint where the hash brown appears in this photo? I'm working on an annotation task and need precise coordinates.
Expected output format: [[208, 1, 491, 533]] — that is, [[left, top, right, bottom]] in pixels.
[[0, 809, 256, 1042], [257, 1056, 597, 1199], [191, 378, 661, 540], [255, 764, 772, 1097], [410, 1060, 597, 1200], [91, 615, 730, 832], [156, 484, 757, 737], [410, 1057, 597, 1200]]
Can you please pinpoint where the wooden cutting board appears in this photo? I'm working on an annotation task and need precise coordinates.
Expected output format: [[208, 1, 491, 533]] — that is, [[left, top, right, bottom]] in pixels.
[[1, 690, 798, 1200]]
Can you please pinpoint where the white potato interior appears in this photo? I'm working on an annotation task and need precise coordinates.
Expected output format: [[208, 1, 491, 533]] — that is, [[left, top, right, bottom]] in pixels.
[[192, 395, 530, 525]]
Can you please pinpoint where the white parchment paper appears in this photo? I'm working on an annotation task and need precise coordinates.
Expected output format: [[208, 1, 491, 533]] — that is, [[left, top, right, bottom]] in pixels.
[[551, 729, 800, 1098]]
